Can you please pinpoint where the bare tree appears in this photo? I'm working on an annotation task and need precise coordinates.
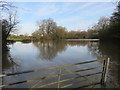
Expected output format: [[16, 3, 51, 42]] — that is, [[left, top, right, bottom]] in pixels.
[[0, 1, 19, 40], [0, 1, 16, 11], [0, 0, 19, 52], [36, 19, 46, 36], [36, 18, 57, 37], [2, 11, 19, 40], [97, 17, 110, 31]]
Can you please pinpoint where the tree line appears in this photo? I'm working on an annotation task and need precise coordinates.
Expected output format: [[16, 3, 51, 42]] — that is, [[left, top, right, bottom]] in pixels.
[[88, 2, 120, 41], [31, 18, 98, 40], [32, 2, 120, 40]]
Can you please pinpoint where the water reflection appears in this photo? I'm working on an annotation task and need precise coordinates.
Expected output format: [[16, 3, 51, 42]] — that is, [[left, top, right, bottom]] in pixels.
[[87, 41, 104, 58], [2, 40, 120, 88], [98, 41, 120, 87], [67, 41, 89, 46], [33, 40, 67, 60], [2, 42, 19, 73], [33, 40, 100, 61], [87, 41, 120, 87]]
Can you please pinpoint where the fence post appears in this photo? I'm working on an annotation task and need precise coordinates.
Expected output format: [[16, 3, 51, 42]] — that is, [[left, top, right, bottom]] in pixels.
[[104, 58, 110, 83], [58, 67, 61, 89], [101, 59, 105, 87], [101, 58, 110, 87]]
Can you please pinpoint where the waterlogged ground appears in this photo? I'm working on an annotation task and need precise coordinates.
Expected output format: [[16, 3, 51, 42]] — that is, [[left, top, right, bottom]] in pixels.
[[2, 40, 120, 88]]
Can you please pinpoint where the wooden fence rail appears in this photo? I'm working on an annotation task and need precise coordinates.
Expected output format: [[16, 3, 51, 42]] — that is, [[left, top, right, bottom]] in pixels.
[[0, 58, 110, 88]]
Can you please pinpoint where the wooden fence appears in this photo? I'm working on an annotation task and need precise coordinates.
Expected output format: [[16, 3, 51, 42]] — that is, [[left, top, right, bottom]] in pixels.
[[0, 58, 110, 88]]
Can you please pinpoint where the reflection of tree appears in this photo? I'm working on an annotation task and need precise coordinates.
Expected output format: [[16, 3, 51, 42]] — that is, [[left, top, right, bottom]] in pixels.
[[87, 41, 105, 59], [33, 40, 100, 61], [67, 41, 89, 47], [99, 41, 120, 87], [21, 40, 31, 44], [98, 41, 120, 62], [33, 40, 67, 60], [87, 40, 120, 87], [2, 43, 19, 73]]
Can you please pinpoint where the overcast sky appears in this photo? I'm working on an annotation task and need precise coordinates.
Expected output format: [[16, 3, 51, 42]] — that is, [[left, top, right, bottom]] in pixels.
[[13, 2, 116, 35]]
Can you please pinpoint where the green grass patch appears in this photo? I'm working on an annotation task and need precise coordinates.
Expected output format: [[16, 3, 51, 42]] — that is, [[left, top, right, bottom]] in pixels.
[[7, 38, 23, 41]]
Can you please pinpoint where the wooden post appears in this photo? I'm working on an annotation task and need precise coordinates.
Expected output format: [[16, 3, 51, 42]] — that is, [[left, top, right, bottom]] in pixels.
[[58, 67, 61, 89], [104, 58, 110, 83], [101, 59, 106, 86], [101, 58, 110, 87]]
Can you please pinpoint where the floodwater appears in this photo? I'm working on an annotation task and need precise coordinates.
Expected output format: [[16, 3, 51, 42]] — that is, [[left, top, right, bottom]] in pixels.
[[2, 40, 120, 88]]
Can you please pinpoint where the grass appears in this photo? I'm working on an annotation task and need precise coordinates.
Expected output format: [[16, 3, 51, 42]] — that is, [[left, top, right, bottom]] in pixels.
[[7, 38, 23, 41]]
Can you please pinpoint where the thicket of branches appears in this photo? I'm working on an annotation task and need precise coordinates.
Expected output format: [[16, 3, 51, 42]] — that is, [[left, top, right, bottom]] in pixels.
[[32, 18, 68, 40], [0, 1, 19, 50], [88, 2, 120, 40]]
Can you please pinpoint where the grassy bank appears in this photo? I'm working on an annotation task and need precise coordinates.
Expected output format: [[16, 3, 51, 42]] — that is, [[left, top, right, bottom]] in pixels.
[[7, 38, 23, 41], [7, 38, 32, 42]]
